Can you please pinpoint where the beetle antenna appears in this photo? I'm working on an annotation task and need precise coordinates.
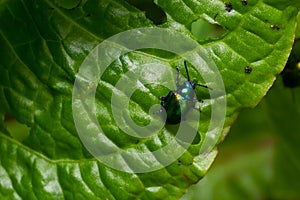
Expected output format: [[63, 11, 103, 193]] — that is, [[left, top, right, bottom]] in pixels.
[[196, 83, 213, 90], [184, 60, 190, 81]]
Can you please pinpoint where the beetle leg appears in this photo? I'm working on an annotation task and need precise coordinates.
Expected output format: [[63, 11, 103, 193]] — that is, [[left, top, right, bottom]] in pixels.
[[195, 83, 213, 90], [176, 67, 181, 87]]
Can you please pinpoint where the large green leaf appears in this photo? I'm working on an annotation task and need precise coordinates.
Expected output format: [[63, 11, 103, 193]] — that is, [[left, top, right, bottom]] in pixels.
[[0, 0, 299, 199]]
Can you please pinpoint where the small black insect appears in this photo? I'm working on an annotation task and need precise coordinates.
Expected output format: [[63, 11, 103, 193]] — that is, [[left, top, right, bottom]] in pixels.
[[245, 66, 252, 74], [225, 2, 233, 12], [177, 160, 182, 165], [270, 24, 280, 30], [241, 0, 247, 6], [160, 61, 211, 124]]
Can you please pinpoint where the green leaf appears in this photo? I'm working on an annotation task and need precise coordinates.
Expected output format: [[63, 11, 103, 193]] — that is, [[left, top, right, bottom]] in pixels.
[[0, 0, 299, 199]]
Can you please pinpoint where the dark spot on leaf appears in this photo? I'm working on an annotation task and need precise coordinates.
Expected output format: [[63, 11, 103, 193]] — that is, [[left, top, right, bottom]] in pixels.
[[241, 0, 247, 6], [125, 0, 167, 25], [225, 2, 233, 12], [245, 66, 252, 74], [270, 24, 280, 30], [178, 160, 182, 165], [86, 13, 92, 17]]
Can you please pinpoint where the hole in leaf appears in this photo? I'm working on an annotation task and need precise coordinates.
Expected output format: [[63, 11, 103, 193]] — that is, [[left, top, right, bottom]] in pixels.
[[191, 17, 227, 42], [125, 0, 167, 25], [4, 113, 30, 142]]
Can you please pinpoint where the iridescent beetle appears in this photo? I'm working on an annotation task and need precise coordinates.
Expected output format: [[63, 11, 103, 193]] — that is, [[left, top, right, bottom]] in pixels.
[[160, 61, 211, 124]]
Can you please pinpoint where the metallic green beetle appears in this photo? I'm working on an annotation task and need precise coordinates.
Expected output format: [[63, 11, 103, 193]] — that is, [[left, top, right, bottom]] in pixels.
[[160, 61, 210, 124]]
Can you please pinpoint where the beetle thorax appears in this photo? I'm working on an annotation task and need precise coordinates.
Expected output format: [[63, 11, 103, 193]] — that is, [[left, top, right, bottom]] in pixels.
[[177, 81, 195, 100]]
